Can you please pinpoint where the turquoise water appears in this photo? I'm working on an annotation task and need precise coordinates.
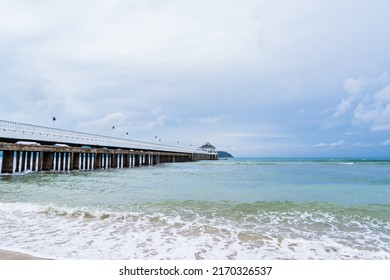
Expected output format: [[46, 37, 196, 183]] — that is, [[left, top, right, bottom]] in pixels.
[[1, 158, 389, 259]]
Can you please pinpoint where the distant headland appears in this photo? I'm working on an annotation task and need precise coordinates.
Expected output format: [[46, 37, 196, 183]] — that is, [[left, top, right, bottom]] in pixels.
[[217, 151, 234, 158]]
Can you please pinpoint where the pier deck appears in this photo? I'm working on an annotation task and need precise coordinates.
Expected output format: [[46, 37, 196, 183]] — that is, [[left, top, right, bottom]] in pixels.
[[0, 120, 217, 174]]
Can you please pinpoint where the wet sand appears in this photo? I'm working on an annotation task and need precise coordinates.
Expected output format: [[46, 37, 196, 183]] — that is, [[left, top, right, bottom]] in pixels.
[[0, 249, 50, 260]]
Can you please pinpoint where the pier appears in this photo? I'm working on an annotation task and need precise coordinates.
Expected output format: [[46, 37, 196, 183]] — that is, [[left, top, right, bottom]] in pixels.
[[0, 120, 217, 174]]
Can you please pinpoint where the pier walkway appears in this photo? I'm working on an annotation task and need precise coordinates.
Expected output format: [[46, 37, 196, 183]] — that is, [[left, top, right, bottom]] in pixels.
[[0, 120, 217, 174]]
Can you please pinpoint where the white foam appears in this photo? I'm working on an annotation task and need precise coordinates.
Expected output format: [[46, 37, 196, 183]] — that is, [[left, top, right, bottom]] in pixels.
[[1, 202, 390, 260]]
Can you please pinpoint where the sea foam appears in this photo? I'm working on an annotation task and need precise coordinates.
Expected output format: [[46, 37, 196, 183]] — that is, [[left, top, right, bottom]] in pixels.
[[1, 202, 389, 260]]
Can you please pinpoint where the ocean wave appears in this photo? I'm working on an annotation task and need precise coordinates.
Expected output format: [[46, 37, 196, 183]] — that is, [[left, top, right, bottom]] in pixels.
[[2, 200, 390, 223], [1, 201, 389, 260], [219, 158, 390, 166]]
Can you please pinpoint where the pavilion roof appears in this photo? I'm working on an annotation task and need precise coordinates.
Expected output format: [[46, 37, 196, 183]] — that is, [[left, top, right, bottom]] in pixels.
[[199, 142, 216, 149]]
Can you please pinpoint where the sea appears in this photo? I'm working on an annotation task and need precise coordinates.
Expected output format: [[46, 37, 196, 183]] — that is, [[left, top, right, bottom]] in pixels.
[[0, 157, 389, 260]]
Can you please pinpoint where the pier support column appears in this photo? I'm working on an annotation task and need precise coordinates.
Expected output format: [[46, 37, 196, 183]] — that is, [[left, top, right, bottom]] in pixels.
[[154, 155, 158, 165], [111, 154, 117, 168], [119, 154, 123, 168], [79, 153, 83, 170], [134, 154, 140, 167], [80, 153, 85, 170], [72, 152, 80, 170], [38, 152, 43, 171], [61, 153, 65, 171], [42, 152, 54, 171], [89, 154, 94, 170], [84, 153, 88, 170], [55, 153, 61, 171], [101, 154, 105, 169], [100, 154, 103, 169], [86, 154, 89, 169], [20, 151, 26, 172], [124, 154, 130, 168], [26, 152, 32, 170], [107, 154, 111, 169], [1, 151, 14, 174], [86, 153, 91, 170], [15, 151, 21, 172], [144, 154, 150, 166], [94, 154, 101, 169], [32, 152, 37, 171], [85, 154, 89, 170], [64, 153, 69, 171], [69, 152, 73, 171], [84, 154, 88, 170], [102, 154, 107, 169]]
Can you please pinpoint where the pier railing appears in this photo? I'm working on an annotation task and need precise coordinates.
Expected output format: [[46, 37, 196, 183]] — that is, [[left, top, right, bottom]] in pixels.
[[0, 119, 213, 155]]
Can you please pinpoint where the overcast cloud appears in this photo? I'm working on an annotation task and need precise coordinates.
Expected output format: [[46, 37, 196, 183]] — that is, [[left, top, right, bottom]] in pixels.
[[1, 0, 390, 157]]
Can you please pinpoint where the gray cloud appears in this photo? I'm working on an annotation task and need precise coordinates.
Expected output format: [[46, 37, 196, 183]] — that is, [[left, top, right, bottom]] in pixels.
[[353, 85, 390, 131], [2, 0, 390, 156]]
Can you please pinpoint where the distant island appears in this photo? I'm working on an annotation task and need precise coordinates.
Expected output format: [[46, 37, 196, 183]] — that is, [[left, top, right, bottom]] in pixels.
[[217, 151, 234, 158]]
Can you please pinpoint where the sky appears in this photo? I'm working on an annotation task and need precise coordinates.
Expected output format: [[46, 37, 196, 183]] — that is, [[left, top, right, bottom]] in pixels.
[[1, 0, 390, 157]]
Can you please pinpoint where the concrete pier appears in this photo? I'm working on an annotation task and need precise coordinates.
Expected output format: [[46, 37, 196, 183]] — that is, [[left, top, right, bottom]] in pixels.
[[1, 142, 209, 174], [1, 119, 218, 175]]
